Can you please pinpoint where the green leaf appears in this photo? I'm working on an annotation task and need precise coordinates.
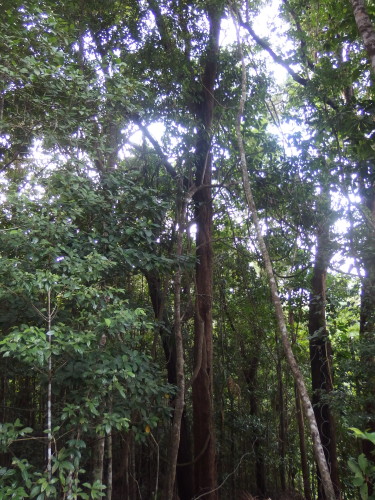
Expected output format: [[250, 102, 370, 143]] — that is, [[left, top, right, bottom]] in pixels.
[[359, 454, 369, 473], [360, 482, 369, 500], [348, 458, 363, 476], [353, 476, 365, 486]]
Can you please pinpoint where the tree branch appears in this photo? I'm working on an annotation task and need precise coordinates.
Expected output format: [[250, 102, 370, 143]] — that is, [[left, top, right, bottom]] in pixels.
[[235, 10, 338, 110], [237, 14, 308, 86]]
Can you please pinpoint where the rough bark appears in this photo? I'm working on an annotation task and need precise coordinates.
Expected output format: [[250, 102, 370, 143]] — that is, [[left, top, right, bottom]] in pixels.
[[350, 0, 375, 73], [233, 18, 337, 500], [191, 5, 222, 498], [309, 220, 340, 499]]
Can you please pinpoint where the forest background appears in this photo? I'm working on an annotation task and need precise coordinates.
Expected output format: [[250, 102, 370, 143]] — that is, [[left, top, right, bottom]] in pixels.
[[0, 0, 375, 499]]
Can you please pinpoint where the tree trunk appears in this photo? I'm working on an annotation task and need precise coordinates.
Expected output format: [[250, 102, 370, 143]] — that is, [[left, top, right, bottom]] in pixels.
[[233, 19, 337, 500], [106, 431, 113, 500], [309, 215, 340, 499], [163, 197, 187, 500], [243, 354, 266, 496], [295, 384, 312, 500], [276, 346, 287, 492], [106, 396, 113, 500], [92, 436, 105, 485], [191, 6, 221, 499], [358, 187, 375, 481], [146, 273, 194, 500], [350, 0, 375, 73]]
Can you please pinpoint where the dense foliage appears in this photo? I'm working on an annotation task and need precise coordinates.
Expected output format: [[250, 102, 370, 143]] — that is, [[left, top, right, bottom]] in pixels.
[[0, 0, 374, 499]]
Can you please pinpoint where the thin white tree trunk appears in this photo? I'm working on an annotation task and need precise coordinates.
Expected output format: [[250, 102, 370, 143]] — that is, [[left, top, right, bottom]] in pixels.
[[47, 289, 52, 481], [232, 13, 337, 500], [350, 0, 375, 73], [106, 397, 113, 500]]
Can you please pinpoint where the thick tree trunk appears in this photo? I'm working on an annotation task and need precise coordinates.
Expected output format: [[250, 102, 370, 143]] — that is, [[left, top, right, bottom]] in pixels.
[[191, 6, 221, 499], [350, 0, 375, 73], [233, 20, 337, 500], [309, 219, 340, 499], [141, 5, 222, 497], [192, 149, 217, 498]]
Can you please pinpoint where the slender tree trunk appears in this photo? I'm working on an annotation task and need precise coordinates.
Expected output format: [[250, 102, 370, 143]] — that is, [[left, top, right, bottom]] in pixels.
[[349, 0, 375, 73], [147, 273, 194, 500], [243, 354, 266, 496], [276, 346, 287, 492], [163, 196, 187, 500], [295, 384, 312, 500], [46, 290, 52, 481], [358, 188, 375, 482], [191, 6, 222, 498], [290, 303, 312, 500], [232, 19, 337, 500], [92, 436, 105, 484], [309, 215, 340, 499], [106, 410, 113, 500], [121, 433, 130, 499]]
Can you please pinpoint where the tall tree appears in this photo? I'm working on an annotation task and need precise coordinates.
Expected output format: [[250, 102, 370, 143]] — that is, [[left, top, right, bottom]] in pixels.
[[308, 191, 340, 498], [191, 4, 222, 497], [232, 16, 337, 499]]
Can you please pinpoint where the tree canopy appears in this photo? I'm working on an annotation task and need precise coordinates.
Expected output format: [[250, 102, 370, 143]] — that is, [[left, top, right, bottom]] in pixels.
[[1, 0, 375, 499]]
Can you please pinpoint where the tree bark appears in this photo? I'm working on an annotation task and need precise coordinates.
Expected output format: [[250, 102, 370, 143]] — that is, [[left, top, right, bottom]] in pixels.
[[350, 0, 375, 73], [106, 431, 113, 500], [92, 436, 105, 485], [232, 18, 337, 500], [309, 216, 340, 499], [295, 384, 312, 500], [276, 345, 287, 492], [191, 5, 222, 499]]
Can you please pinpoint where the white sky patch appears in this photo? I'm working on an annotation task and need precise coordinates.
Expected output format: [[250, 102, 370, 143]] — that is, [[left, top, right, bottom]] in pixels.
[[221, 6, 291, 80], [189, 222, 197, 239], [121, 121, 166, 157]]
